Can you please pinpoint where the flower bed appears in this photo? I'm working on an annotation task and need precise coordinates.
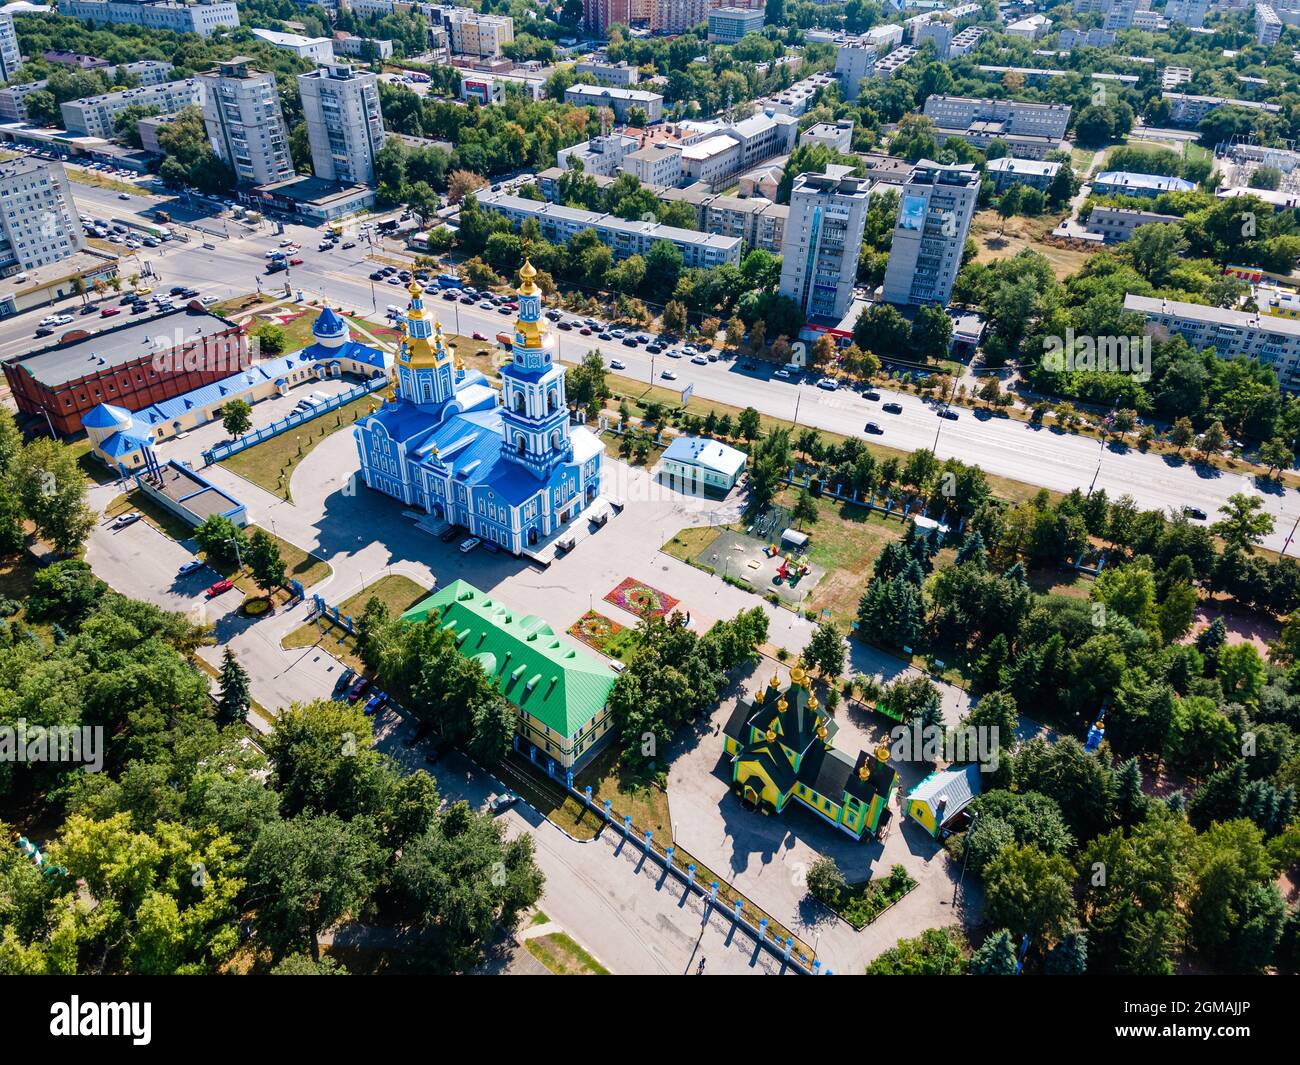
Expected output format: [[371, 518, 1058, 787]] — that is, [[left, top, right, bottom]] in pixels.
[[603, 577, 679, 620], [567, 610, 642, 661]]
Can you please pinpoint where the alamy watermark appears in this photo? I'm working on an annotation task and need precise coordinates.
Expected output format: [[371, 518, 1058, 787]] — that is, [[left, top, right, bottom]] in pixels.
[[889, 720, 1001, 772], [1041, 327, 1151, 382], [0, 719, 103, 772]]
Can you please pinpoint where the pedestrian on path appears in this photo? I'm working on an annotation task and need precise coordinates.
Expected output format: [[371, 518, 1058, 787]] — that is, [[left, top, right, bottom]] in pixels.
[[697, 956, 706, 975]]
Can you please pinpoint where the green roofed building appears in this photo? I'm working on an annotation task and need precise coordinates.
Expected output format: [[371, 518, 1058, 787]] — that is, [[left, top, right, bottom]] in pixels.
[[402, 579, 617, 770]]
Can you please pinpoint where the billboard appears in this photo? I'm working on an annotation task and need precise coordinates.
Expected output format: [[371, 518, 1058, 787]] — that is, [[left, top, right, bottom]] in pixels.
[[899, 194, 926, 232]]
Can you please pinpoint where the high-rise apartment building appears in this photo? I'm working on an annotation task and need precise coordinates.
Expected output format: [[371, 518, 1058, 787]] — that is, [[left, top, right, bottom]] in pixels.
[[56, 0, 240, 38], [60, 78, 203, 139], [881, 160, 979, 307], [198, 57, 293, 187], [778, 168, 873, 322], [298, 63, 386, 187], [0, 12, 21, 83], [0, 158, 85, 275]]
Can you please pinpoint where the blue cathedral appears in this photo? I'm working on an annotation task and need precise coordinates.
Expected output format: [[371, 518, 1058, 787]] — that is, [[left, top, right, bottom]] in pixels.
[[354, 262, 604, 555]]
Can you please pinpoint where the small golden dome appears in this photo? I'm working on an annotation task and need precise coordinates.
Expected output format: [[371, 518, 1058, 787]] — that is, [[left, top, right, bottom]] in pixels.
[[754, 688, 765, 704], [764, 727, 776, 743], [790, 665, 808, 686], [875, 744, 890, 763], [768, 674, 780, 689], [858, 763, 871, 781], [407, 280, 422, 299], [518, 258, 541, 297], [807, 693, 819, 711], [776, 697, 788, 713], [816, 724, 828, 740]]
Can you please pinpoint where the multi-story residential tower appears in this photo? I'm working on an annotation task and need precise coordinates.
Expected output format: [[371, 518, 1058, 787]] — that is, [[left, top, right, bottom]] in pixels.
[[708, 6, 764, 43], [882, 159, 979, 307], [297, 63, 385, 186], [0, 158, 84, 276], [0, 12, 21, 83], [198, 57, 293, 187], [778, 168, 873, 321]]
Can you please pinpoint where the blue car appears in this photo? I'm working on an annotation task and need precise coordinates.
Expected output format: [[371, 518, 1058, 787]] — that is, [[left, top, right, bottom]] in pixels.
[[363, 691, 389, 716]]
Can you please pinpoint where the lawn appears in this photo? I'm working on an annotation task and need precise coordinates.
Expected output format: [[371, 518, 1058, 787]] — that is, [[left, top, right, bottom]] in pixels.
[[820, 864, 917, 930], [203, 525, 331, 604], [220, 392, 381, 501], [281, 573, 430, 670], [662, 525, 721, 564], [525, 931, 610, 975], [574, 744, 673, 842], [67, 438, 120, 486]]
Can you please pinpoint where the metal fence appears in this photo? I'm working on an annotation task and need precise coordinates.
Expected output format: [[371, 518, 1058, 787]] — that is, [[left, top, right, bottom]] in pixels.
[[202, 377, 386, 466]]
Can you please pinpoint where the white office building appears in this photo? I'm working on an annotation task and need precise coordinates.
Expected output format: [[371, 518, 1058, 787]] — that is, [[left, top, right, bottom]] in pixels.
[[923, 95, 1072, 139], [574, 60, 640, 86], [779, 168, 873, 321], [881, 159, 979, 307], [707, 6, 764, 43], [986, 156, 1060, 192], [198, 57, 293, 187], [60, 78, 202, 139], [0, 157, 84, 275], [800, 120, 854, 153], [565, 84, 665, 124], [55, 0, 239, 37], [251, 28, 335, 63], [298, 63, 385, 187]]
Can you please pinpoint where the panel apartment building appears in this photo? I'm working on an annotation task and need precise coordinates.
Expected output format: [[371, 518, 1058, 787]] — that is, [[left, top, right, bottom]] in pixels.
[[0, 12, 21, 83], [778, 168, 873, 322], [55, 0, 240, 37], [1125, 294, 1300, 391], [298, 63, 386, 186], [881, 159, 980, 307], [0, 157, 84, 276], [474, 188, 743, 270], [198, 57, 293, 187], [922, 94, 1071, 159], [60, 79, 203, 139]]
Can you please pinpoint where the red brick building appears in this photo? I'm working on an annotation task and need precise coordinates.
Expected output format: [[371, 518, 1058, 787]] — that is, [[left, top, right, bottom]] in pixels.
[[4, 307, 248, 436]]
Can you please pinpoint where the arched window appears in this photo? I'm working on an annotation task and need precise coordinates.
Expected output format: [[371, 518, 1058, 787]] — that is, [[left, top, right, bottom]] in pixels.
[[513, 392, 525, 413], [516, 434, 527, 454], [547, 390, 557, 413], [550, 429, 561, 449]]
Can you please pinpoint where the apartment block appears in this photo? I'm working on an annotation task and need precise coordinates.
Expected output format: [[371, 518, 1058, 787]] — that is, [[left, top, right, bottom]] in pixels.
[[922, 95, 1072, 140], [332, 34, 395, 61], [424, 5, 514, 57], [622, 142, 682, 186], [1257, 3, 1283, 43], [708, 6, 764, 43], [949, 25, 988, 55], [1093, 170, 1196, 198], [575, 60, 640, 86], [566, 83, 665, 123], [986, 157, 1060, 192], [60, 78, 203, 139], [654, 0, 707, 33], [800, 120, 854, 153], [1084, 206, 1182, 243], [834, 41, 878, 101], [55, 0, 240, 37], [1125, 294, 1300, 390], [1057, 27, 1116, 47], [0, 12, 20, 83], [198, 57, 293, 187], [756, 71, 836, 116], [0, 157, 84, 275], [915, 18, 954, 59], [874, 45, 918, 79], [298, 63, 385, 187], [0, 81, 49, 123], [1165, 0, 1209, 24], [1162, 91, 1282, 124], [779, 168, 873, 321], [475, 188, 742, 269], [881, 160, 979, 307]]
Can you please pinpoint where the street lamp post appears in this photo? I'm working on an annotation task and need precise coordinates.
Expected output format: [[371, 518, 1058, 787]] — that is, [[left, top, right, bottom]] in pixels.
[[930, 374, 960, 453]]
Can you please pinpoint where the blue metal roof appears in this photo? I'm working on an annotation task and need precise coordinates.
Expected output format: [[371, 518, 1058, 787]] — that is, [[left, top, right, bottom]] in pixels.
[[82, 402, 132, 430]]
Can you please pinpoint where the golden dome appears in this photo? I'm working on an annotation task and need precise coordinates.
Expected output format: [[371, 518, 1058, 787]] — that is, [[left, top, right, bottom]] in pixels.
[[790, 665, 808, 687], [518, 258, 541, 298], [754, 688, 765, 704], [807, 693, 819, 711], [407, 280, 422, 299], [858, 763, 871, 782], [776, 697, 788, 713], [875, 744, 890, 763], [816, 724, 828, 740], [768, 674, 780, 689], [764, 727, 777, 743]]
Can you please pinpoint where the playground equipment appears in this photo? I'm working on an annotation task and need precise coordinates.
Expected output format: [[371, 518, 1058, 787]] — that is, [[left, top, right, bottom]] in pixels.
[[775, 554, 811, 586], [16, 836, 67, 878]]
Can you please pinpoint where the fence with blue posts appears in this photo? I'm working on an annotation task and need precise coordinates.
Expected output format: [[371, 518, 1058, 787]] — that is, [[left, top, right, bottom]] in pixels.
[[201, 375, 387, 466]]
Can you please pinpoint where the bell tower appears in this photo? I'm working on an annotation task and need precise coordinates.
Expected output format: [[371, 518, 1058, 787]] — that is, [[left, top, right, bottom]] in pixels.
[[396, 281, 455, 408], [499, 260, 571, 480]]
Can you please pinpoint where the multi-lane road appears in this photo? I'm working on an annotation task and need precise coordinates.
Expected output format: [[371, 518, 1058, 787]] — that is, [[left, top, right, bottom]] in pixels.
[[4, 178, 1299, 554]]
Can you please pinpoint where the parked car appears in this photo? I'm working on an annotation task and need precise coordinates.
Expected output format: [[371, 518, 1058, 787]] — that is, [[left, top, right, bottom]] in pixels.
[[691, 355, 708, 365], [346, 675, 372, 703], [864, 422, 883, 435], [816, 377, 838, 391], [661, 369, 678, 380], [439, 526, 460, 543], [111, 512, 142, 529], [488, 792, 519, 814], [459, 536, 481, 554], [178, 559, 204, 576], [206, 579, 234, 598], [773, 368, 792, 380], [864, 389, 881, 401], [557, 321, 573, 331], [333, 667, 356, 696], [1183, 506, 1208, 521], [363, 691, 389, 716], [938, 408, 959, 420], [609, 359, 626, 370], [472, 331, 489, 341], [289, 257, 303, 266], [665, 349, 683, 359]]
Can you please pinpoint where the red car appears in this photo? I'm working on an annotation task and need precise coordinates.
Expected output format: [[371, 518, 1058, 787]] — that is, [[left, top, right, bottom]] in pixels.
[[472, 331, 488, 341], [100, 306, 120, 317], [289, 257, 303, 266], [346, 675, 372, 703], [206, 579, 234, 598]]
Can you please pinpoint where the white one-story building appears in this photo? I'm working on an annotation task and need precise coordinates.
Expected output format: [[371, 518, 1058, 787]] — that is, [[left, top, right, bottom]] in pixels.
[[659, 436, 747, 495]]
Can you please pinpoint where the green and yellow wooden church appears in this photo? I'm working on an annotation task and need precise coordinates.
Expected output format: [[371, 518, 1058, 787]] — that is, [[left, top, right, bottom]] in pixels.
[[722, 666, 898, 841]]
